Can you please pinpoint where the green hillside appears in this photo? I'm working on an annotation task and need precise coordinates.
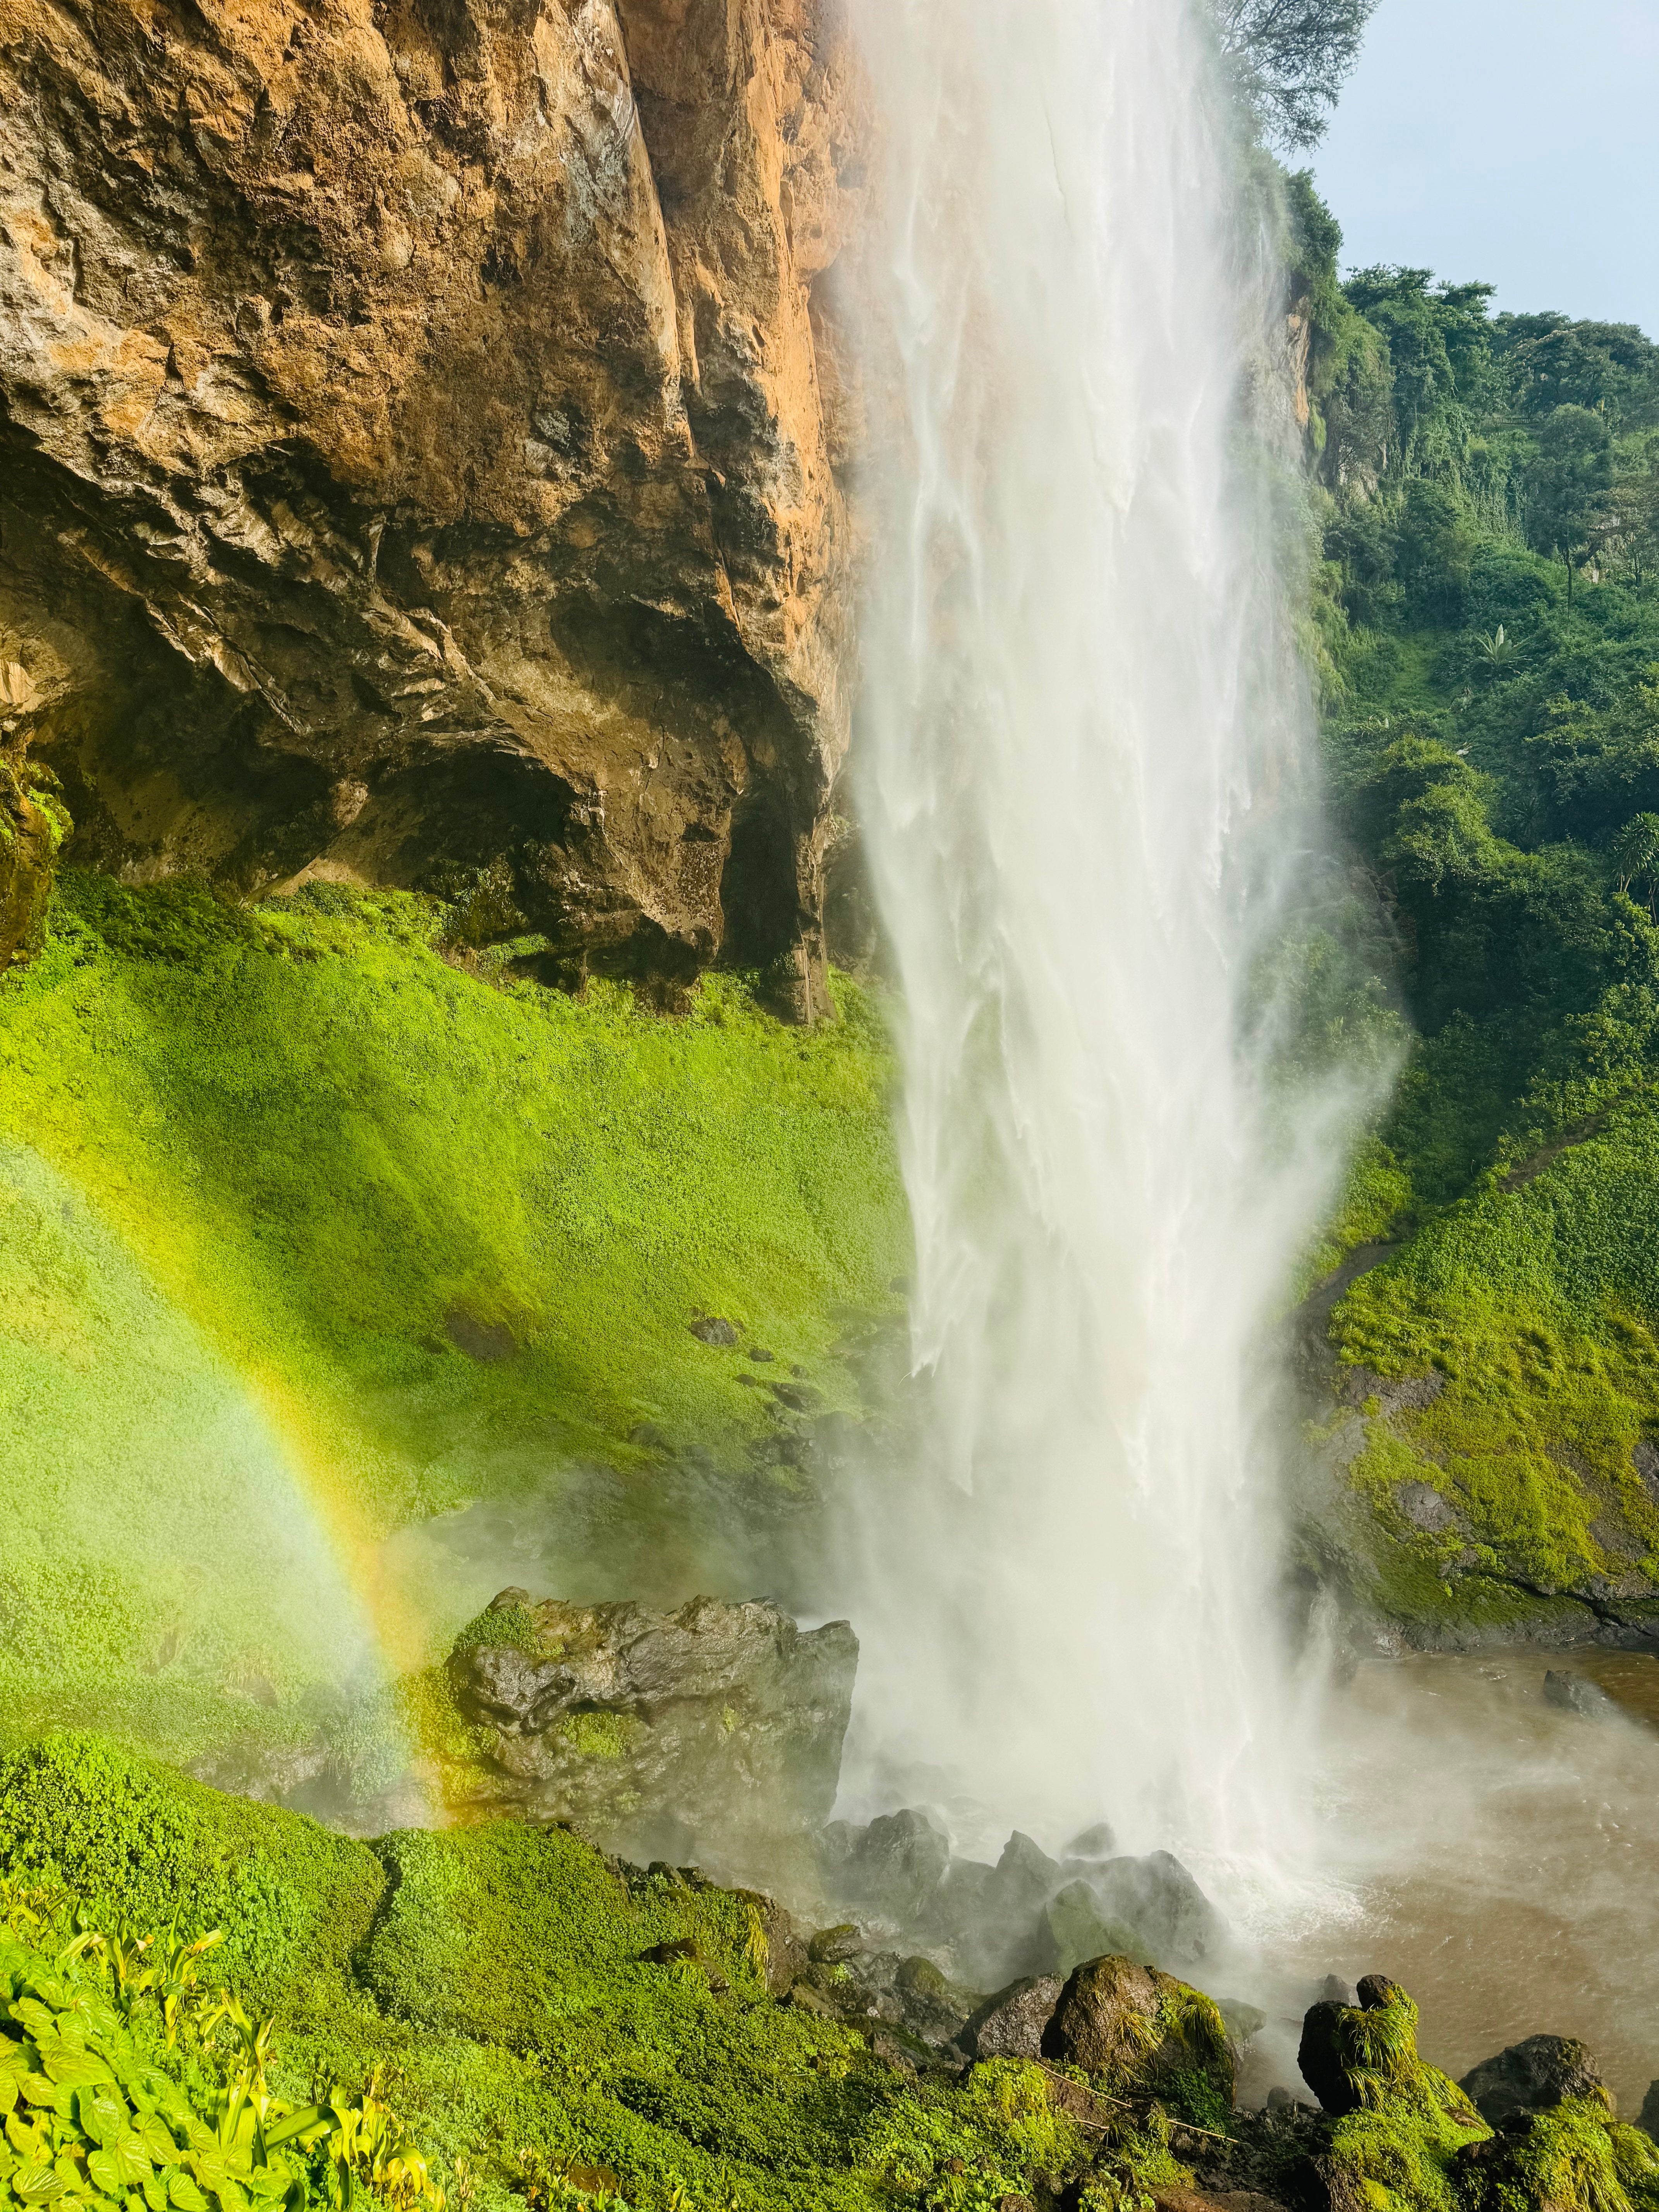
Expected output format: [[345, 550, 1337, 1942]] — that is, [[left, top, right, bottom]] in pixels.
[[1291, 173, 1659, 1637]]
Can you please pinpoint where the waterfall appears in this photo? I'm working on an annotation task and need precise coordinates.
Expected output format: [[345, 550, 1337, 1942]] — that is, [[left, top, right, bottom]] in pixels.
[[841, 0, 1360, 1893]]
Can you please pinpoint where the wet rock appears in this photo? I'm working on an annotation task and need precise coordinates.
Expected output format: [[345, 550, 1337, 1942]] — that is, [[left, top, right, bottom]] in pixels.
[[998, 1830, 1063, 1908], [1073, 1851, 1228, 1966], [1318, 1975, 1356, 2006], [689, 1316, 739, 1348], [1217, 1999, 1268, 2054], [1640, 2080, 1659, 2141], [452, 1592, 857, 1857], [1043, 1880, 1147, 1975], [819, 1946, 979, 2051], [1543, 1669, 1618, 1719], [958, 1975, 1063, 2061], [1458, 2035, 1606, 2126], [749, 1347, 776, 1363], [1634, 1442, 1659, 1504], [1063, 1820, 1119, 1859], [1042, 1954, 1233, 2108], [843, 1809, 951, 1920], [1299, 1975, 1436, 2118], [1264, 2085, 1314, 2112], [1396, 1481, 1459, 1534]]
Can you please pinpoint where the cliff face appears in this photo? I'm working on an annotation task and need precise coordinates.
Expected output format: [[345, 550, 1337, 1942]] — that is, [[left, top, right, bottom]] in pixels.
[[0, 0, 864, 1013]]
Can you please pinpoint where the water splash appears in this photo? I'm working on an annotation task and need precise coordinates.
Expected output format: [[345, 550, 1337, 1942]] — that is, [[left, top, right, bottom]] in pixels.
[[841, 0, 1367, 1893]]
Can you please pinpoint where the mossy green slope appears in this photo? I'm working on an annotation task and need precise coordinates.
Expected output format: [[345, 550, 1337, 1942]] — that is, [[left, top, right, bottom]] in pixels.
[[0, 877, 907, 1754], [0, 1737, 1082, 2212]]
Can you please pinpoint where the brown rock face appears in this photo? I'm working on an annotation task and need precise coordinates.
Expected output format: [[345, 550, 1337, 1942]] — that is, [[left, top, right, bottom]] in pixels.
[[0, 0, 863, 1012]]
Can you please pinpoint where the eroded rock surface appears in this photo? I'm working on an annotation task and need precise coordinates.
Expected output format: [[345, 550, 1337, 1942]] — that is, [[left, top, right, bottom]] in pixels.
[[0, 0, 864, 1011], [452, 1589, 857, 1855]]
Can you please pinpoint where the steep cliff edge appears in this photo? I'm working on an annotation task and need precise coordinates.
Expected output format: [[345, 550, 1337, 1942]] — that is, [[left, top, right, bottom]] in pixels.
[[0, 0, 862, 1013]]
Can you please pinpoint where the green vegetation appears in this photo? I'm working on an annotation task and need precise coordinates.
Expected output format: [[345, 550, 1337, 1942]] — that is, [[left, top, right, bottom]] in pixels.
[[0, 877, 906, 1756], [0, 1737, 1090, 2212], [0, 1865, 442, 2212], [1287, 180, 1659, 1632]]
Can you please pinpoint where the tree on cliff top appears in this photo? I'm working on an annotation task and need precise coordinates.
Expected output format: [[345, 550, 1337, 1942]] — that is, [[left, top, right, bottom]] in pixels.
[[1216, 0, 1380, 148]]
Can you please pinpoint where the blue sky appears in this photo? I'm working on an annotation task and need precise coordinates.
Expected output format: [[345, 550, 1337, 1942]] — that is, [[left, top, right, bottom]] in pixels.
[[1310, 0, 1659, 335]]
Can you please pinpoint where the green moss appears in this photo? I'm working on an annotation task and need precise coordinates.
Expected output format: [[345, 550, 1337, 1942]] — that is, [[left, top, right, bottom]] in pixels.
[[1314, 1982, 1491, 2212], [556, 1713, 639, 1760], [0, 876, 908, 1758], [0, 1734, 384, 2012], [0, 1738, 1093, 2212], [1328, 1100, 1659, 1624]]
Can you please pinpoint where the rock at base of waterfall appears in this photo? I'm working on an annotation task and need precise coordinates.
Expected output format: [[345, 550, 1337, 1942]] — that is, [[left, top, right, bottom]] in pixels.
[[1640, 2081, 1659, 2142], [957, 1975, 1064, 2060], [1217, 1999, 1268, 2055], [451, 1591, 857, 1862], [828, 1808, 952, 1922], [1042, 1880, 1149, 1975], [1542, 1669, 1618, 1720], [1042, 1954, 1234, 2109], [1046, 1850, 1227, 1969], [1458, 2034, 1607, 2126], [1063, 1820, 1119, 1859]]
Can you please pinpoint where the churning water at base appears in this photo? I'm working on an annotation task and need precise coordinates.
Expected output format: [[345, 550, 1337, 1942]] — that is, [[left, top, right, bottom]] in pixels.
[[842, 0, 1362, 1881]]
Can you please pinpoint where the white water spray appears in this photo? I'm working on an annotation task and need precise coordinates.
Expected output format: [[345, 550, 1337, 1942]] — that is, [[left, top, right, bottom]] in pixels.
[[843, 0, 1364, 1894]]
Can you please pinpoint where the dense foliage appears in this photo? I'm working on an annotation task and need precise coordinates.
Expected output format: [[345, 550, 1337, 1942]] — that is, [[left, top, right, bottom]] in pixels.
[[1288, 179, 1659, 1630]]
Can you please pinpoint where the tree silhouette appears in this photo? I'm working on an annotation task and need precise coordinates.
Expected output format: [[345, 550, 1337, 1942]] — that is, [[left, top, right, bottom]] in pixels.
[[1215, 0, 1381, 149]]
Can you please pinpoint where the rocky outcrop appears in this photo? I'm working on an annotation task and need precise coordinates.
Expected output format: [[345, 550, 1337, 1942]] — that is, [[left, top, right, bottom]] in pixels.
[[0, 0, 865, 1014], [451, 1589, 857, 1857], [1459, 2035, 1607, 2128]]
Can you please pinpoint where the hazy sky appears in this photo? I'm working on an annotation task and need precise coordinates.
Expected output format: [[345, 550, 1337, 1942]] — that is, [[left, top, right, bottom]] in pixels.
[[1310, 0, 1659, 336]]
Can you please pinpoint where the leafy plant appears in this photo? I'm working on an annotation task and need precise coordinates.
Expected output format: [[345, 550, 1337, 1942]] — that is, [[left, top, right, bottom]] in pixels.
[[0, 1887, 441, 2212]]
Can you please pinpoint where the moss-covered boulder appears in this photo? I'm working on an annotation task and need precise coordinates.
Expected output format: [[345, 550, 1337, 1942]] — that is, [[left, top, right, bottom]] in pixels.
[[1456, 2095, 1659, 2212], [1041, 1955, 1233, 2130], [1297, 1975, 1490, 2212]]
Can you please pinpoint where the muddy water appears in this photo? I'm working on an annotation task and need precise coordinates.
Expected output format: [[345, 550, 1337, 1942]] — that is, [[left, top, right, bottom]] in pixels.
[[1232, 1651, 1659, 2115]]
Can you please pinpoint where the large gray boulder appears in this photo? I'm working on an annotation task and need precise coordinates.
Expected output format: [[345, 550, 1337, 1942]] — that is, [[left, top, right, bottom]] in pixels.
[[452, 1589, 857, 1860], [958, 1975, 1064, 2060], [1458, 2035, 1606, 2126], [1053, 1850, 1227, 1968]]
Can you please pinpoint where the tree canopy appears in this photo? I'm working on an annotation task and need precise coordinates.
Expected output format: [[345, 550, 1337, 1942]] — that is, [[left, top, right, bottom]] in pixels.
[[1216, 0, 1381, 148]]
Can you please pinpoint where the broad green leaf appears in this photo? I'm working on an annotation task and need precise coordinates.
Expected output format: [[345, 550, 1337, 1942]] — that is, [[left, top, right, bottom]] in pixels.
[[12, 2164, 64, 2203], [15, 2084, 52, 2114], [85, 2158, 122, 2201], [139, 2174, 167, 2212], [76, 2095, 126, 2152], [5, 2121, 41, 2161], [38, 2052, 110, 2095], [132, 2127, 173, 2173], [166, 2176, 206, 2212], [108, 2139, 150, 2186]]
